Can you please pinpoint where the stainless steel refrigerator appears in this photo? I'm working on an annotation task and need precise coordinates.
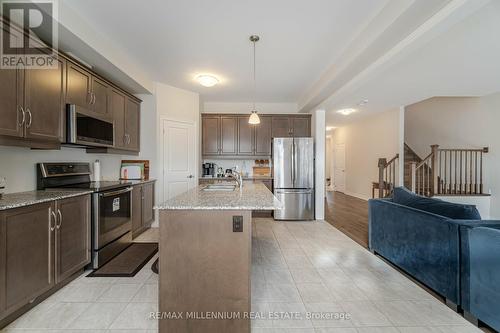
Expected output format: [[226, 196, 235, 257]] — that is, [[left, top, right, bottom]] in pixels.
[[273, 137, 314, 220]]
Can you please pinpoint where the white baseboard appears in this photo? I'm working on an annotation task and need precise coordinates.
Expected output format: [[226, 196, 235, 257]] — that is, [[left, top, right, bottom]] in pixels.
[[344, 191, 371, 201]]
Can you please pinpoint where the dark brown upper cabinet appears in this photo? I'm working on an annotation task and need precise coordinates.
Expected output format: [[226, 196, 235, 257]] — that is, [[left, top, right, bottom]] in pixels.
[[24, 56, 64, 142], [0, 28, 63, 145], [201, 114, 310, 158], [66, 62, 92, 108], [292, 117, 311, 137], [0, 64, 24, 139], [125, 98, 140, 151], [111, 89, 140, 152], [91, 76, 110, 119], [220, 116, 238, 155], [255, 116, 272, 155], [271, 116, 292, 137], [237, 116, 255, 155], [202, 116, 220, 155], [111, 89, 126, 149], [272, 116, 311, 138]]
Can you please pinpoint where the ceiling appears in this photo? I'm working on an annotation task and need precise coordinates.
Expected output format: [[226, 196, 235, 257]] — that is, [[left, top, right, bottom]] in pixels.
[[63, 0, 388, 102], [324, 0, 500, 127]]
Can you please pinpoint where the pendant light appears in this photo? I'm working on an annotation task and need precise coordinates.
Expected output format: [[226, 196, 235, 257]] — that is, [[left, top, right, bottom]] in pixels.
[[248, 35, 261, 125]]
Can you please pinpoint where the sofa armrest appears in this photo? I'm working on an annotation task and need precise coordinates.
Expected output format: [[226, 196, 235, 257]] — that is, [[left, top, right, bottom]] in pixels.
[[460, 227, 500, 331]]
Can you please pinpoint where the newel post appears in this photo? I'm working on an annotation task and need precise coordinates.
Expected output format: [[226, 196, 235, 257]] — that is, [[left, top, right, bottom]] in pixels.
[[430, 144, 439, 196], [378, 158, 387, 198], [410, 161, 417, 193]]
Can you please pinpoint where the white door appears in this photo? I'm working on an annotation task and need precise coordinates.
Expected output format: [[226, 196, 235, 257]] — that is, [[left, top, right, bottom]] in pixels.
[[162, 120, 197, 201], [333, 143, 346, 193]]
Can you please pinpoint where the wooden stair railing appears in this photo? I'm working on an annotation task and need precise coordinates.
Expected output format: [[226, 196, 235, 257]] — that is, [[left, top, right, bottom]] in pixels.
[[374, 154, 399, 198], [410, 145, 488, 196]]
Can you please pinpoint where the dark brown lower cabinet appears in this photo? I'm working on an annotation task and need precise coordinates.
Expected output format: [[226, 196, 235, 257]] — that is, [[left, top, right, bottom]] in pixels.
[[132, 182, 155, 238], [0, 195, 90, 324], [55, 195, 91, 283]]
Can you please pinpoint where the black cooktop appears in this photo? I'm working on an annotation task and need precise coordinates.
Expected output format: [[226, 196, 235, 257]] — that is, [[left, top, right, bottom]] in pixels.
[[58, 181, 132, 192]]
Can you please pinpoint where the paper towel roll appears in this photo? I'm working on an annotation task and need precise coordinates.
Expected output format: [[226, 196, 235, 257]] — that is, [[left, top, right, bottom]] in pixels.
[[93, 160, 101, 181]]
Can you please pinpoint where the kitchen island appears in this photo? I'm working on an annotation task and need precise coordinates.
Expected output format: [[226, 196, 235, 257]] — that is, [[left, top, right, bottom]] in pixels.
[[155, 181, 281, 333]]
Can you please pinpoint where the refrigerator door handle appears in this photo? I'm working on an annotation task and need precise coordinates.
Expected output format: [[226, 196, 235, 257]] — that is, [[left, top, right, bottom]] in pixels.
[[292, 142, 295, 185]]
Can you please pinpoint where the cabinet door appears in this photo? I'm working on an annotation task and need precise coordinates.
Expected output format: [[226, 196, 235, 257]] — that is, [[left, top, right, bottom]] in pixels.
[[142, 183, 154, 226], [111, 89, 126, 149], [24, 56, 64, 142], [0, 24, 24, 138], [272, 117, 291, 138], [292, 117, 310, 137], [237, 116, 254, 155], [255, 116, 272, 155], [55, 195, 90, 283], [131, 185, 143, 237], [66, 62, 91, 108], [202, 116, 220, 155], [220, 116, 237, 155], [125, 98, 140, 151], [91, 76, 110, 119], [0, 202, 54, 316]]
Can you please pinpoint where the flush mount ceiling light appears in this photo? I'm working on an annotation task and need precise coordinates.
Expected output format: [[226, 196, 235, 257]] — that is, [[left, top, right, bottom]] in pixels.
[[336, 108, 357, 116], [248, 35, 261, 125], [196, 74, 219, 87]]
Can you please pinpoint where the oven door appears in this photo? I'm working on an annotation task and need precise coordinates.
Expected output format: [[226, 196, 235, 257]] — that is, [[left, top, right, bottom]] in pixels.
[[94, 187, 133, 249]]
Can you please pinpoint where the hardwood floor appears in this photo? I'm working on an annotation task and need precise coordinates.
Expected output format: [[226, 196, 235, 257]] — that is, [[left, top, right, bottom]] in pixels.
[[324, 190, 369, 248]]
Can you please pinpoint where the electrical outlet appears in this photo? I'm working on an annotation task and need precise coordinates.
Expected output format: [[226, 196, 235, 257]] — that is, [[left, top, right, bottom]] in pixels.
[[233, 216, 243, 232]]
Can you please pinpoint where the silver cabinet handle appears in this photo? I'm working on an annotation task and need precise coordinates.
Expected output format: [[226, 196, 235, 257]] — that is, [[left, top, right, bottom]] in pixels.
[[87, 91, 92, 105], [56, 209, 62, 229], [26, 108, 32, 128], [99, 186, 133, 197], [50, 209, 56, 231], [123, 134, 127, 145], [17, 105, 25, 127], [92, 92, 96, 105]]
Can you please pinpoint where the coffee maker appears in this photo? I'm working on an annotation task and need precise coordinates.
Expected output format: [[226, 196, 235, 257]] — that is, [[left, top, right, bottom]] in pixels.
[[202, 163, 216, 177]]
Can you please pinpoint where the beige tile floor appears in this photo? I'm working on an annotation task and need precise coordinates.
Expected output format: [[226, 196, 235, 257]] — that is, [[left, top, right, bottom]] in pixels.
[[2, 218, 481, 333]]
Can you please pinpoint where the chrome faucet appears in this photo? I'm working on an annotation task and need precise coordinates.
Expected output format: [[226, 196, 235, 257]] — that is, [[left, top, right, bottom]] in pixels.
[[227, 170, 243, 189]]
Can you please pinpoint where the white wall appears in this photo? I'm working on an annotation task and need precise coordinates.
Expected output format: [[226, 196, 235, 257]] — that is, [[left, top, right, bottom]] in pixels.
[[331, 108, 400, 200], [0, 94, 157, 194], [203, 102, 298, 114], [405, 93, 500, 218]]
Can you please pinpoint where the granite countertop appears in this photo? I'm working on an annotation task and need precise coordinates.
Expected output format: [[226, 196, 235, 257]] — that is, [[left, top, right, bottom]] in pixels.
[[200, 176, 273, 181], [126, 179, 156, 186], [155, 181, 282, 210], [0, 190, 93, 211]]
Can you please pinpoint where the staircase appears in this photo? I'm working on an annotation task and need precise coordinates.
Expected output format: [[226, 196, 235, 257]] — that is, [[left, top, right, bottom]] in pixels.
[[375, 144, 489, 198]]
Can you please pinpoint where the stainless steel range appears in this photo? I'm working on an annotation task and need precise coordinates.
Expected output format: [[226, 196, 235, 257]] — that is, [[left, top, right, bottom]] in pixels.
[[37, 162, 133, 269]]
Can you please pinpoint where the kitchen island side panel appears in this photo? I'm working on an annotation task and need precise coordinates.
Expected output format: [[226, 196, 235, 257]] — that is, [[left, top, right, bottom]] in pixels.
[[159, 210, 251, 333]]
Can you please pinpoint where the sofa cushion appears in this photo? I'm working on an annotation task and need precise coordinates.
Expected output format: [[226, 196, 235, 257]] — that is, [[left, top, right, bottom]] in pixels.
[[393, 187, 481, 220]]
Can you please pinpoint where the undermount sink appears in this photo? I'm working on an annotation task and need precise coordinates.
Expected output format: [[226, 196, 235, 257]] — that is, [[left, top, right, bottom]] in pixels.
[[202, 184, 236, 192]]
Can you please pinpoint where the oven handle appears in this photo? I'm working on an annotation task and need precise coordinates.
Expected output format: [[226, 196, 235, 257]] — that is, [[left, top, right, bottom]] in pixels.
[[99, 187, 133, 197]]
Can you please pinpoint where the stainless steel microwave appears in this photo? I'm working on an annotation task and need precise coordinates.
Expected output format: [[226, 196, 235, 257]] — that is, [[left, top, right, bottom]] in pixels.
[[66, 104, 114, 147]]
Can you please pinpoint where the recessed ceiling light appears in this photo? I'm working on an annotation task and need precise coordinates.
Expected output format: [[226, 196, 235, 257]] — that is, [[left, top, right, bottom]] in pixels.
[[196, 74, 219, 87], [326, 126, 337, 131], [357, 99, 369, 106], [336, 108, 357, 116]]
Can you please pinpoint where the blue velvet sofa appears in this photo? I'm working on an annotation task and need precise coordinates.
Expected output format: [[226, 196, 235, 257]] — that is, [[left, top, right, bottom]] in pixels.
[[368, 187, 500, 310], [461, 226, 500, 332]]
